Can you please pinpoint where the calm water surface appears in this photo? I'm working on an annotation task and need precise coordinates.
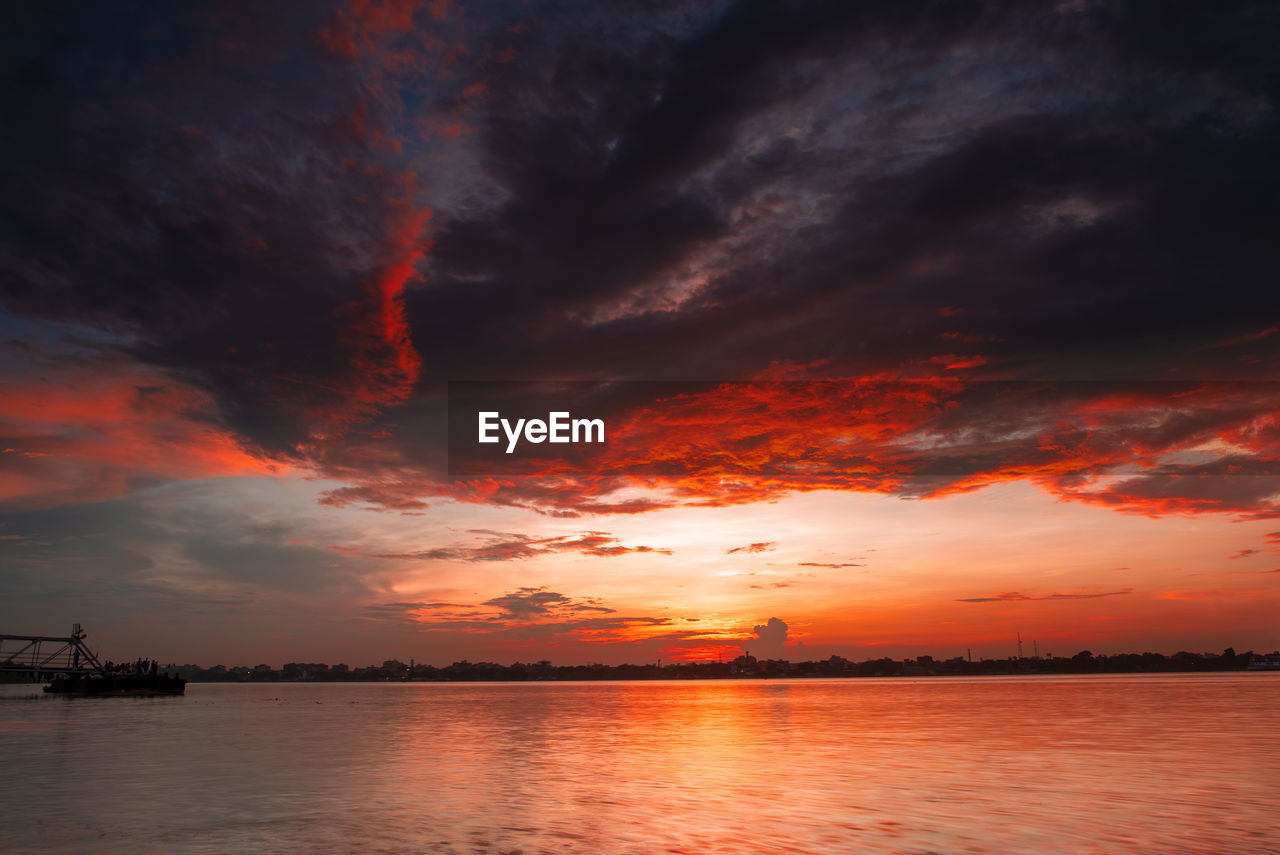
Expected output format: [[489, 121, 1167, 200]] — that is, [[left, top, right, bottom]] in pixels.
[[0, 674, 1276, 854]]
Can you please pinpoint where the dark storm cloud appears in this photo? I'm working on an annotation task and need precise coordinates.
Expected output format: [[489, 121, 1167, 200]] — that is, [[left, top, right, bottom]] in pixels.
[[415, 0, 1280, 382], [1, 1, 1278, 518], [374, 0, 1280, 516], [0, 2, 449, 452]]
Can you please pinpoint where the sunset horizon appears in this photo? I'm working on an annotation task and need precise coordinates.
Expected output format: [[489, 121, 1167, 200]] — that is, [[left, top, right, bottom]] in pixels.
[[3, 2, 1279, 673], [4, 4, 1279, 853]]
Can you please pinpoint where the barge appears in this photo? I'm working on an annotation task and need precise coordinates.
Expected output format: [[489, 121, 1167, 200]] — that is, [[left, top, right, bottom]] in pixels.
[[43, 671, 186, 696], [2, 624, 185, 696]]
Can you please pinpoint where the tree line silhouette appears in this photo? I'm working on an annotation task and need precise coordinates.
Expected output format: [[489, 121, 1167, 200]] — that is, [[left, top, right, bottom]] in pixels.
[[170, 647, 1279, 682]]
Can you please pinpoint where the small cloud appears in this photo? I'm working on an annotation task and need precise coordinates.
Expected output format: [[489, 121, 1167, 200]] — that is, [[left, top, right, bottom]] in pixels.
[[1230, 549, 1260, 560], [727, 541, 776, 555], [799, 561, 863, 568], [956, 589, 1132, 603], [482, 587, 615, 619], [932, 354, 988, 371]]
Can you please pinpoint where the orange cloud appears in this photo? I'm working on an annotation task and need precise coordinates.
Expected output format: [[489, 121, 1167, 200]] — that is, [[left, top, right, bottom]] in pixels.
[[321, 371, 1280, 523], [726, 541, 775, 554], [0, 361, 286, 508]]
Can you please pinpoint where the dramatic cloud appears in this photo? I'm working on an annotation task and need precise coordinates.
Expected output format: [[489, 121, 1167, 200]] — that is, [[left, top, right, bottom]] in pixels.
[[2, 2, 1279, 662], [2, 2, 1276, 517], [2, 1, 1277, 524], [398, 377, 1280, 521], [0, 2, 465, 456]]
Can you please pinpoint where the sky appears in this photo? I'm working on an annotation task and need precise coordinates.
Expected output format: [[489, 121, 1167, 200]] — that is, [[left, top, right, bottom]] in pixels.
[[1, 0, 1278, 667]]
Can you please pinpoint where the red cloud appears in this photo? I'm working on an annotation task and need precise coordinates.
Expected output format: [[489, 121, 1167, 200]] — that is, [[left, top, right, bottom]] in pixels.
[[315, 370, 1280, 522], [0, 359, 286, 509], [727, 542, 775, 554], [932, 354, 989, 370], [329, 173, 428, 429]]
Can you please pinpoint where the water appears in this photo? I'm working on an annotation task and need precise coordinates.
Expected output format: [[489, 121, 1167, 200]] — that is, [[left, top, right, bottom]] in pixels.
[[0, 674, 1276, 854]]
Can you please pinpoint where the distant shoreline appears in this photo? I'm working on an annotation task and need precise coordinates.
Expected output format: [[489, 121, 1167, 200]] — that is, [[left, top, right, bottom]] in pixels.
[[169, 648, 1279, 683]]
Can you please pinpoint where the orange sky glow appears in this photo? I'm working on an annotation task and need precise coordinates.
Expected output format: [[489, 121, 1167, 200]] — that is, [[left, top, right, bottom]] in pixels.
[[2, 0, 1278, 668]]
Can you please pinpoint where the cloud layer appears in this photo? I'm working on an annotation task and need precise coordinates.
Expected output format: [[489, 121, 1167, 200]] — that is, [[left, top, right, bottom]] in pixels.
[[3, 2, 1278, 519]]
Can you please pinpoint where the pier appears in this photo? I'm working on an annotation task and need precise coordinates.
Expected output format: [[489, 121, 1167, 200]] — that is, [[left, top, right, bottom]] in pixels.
[[0, 624, 103, 682]]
